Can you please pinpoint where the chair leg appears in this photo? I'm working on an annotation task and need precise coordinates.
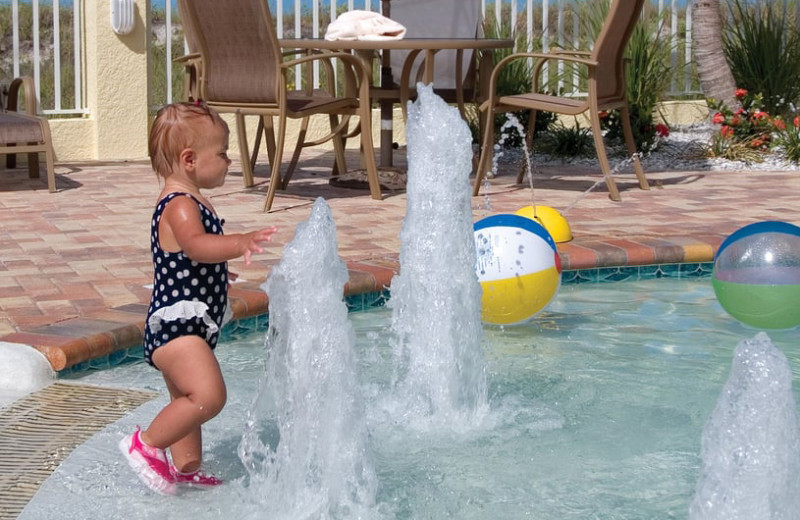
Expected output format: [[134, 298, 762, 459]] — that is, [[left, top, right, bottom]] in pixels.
[[41, 121, 57, 192], [282, 116, 309, 190], [620, 103, 649, 191], [264, 115, 288, 211], [44, 147, 56, 192], [249, 117, 264, 175], [236, 112, 255, 188], [333, 117, 351, 177], [516, 109, 538, 185], [473, 105, 496, 196], [329, 114, 348, 179], [588, 110, 621, 202], [27, 152, 40, 179], [263, 116, 277, 168], [358, 102, 382, 201]]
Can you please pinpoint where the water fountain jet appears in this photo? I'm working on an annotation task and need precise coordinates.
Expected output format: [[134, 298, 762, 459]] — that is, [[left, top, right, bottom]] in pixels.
[[238, 198, 378, 519], [384, 84, 487, 429], [688, 332, 800, 520]]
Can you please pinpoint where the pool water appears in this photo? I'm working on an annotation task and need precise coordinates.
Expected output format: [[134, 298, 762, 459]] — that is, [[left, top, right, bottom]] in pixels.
[[20, 277, 800, 519]]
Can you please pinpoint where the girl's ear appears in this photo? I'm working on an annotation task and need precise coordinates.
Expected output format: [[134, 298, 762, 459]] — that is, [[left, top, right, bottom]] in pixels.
[[179, 147, 195, 171]]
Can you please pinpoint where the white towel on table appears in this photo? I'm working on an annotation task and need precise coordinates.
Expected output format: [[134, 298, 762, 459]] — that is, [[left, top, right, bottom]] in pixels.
[[325, 10, 406, 41]]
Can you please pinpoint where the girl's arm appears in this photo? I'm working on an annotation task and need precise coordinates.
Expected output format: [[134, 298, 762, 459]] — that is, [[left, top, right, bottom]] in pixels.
[[159, 196, 277, 264]]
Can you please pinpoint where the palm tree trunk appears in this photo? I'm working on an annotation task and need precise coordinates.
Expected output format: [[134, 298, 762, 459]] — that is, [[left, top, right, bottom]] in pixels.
[[692, 0, 738, 111]]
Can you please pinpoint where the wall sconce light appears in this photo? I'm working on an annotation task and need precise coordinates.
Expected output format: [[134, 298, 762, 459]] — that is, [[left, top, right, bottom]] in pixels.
[[110, 0, 136, 35]]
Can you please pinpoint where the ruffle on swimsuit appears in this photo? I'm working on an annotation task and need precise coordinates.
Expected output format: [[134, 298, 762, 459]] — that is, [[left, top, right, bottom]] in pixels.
[[147, 300, 233, 342]]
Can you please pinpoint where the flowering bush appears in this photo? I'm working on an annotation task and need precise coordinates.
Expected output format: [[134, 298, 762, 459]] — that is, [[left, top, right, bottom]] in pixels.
[[706, 88, 793, 162], [709, 89, 779, 150], [708, 88, 800, 164], [774, 113, 800, 162]]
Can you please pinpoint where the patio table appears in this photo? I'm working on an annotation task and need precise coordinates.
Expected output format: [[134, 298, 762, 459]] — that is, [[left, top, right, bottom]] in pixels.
[[279, 37, 514, 169]]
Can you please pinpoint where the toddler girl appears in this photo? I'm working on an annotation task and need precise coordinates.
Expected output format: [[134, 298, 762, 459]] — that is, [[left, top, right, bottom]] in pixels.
[[119, 101, 277, 495]]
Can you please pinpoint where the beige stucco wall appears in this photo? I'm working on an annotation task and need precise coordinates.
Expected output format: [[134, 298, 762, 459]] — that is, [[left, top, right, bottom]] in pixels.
[[558, 99, 709, 129]]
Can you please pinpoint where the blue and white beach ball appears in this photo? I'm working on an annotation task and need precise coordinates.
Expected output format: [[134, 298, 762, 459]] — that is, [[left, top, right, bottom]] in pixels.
[[474, 214, 562, 325], [713, 221, 800, 329]]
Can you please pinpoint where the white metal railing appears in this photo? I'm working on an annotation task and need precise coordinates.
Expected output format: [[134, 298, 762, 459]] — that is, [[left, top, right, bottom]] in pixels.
[[150, 0, 701, 108], [5, 0, 709, 116], [3, 0, 86, 115]]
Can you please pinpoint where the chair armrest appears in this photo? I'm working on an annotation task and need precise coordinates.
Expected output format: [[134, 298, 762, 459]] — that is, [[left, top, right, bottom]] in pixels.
[[547, 49, 592, 57], [173, 52, 201, 64], [281, 51, 369, 98], [487, 51, 598, 96], [7, 76, 38, 115]]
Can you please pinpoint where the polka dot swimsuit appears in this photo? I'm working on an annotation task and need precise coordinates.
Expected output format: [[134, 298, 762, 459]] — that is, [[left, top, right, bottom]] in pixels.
[[144, 192, 228, 367]]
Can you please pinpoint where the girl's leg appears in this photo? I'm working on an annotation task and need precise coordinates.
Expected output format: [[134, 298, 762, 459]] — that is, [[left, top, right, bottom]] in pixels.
[[141, 335, 227, 472], [163, 376, 204, 473]]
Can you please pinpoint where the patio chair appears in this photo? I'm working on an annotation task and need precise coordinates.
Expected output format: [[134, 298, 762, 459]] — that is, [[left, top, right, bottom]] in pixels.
[[473, 0, 650, 201], [174, 0, 202, 103], [177, 0, 381, 211], [381, 0, 484, 121], [1, 76, 56, 192]]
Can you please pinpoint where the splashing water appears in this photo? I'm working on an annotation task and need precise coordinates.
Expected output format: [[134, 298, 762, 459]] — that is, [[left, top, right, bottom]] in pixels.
[[384, 83, 487, 430], [688, 332, 800, 520], [480, 114, 533, 213], [238, 198, 378, 520], [497, 114, 537, 207]]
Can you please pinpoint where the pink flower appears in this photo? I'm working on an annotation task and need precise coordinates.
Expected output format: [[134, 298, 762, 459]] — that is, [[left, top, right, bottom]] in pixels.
[[734, 88, 748, 99], [730, 116, 741, 126], [774, 118, 786, 130], [712, 112, 726, 125], [655, 123, 669, 137], [720, 125, 734, 138], [752, 110, 769, 120], [793, 115, 800, 128]]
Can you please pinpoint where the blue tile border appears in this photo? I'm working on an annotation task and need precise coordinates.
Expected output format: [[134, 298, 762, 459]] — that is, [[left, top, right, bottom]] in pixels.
[[562, 262, 713, 285], [57, 264, 713, 377]]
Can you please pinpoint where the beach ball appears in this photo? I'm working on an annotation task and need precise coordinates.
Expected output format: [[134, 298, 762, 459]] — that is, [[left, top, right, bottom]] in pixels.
[[474, 214, 562, 325], [515, 205, 573, 243], [712, 221, 800, 329]]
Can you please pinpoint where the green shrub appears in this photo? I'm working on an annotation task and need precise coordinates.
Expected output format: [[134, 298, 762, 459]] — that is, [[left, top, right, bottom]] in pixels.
[[723, 0, 800, 120], [535, 121, 594, 158], [705, 88, 780, 163], [773, 115, 800, 163]]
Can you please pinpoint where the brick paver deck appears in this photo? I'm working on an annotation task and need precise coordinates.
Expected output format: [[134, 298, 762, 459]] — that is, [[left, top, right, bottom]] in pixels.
[[2, 146, 798, 371]]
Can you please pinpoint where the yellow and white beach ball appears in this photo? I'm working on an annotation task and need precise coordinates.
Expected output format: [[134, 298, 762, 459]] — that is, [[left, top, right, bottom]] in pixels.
[[474, 214, 562, 325]]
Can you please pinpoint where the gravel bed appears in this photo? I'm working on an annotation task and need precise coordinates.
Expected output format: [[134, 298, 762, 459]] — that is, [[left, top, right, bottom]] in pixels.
[[494, 123, 800, 173]]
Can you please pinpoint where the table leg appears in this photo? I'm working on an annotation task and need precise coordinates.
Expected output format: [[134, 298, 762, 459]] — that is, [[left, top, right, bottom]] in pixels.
[[379, 61, 394, 167]]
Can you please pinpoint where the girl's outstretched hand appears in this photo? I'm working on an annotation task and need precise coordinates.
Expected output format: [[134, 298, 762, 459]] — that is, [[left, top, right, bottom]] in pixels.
[[240, 226, 278, 265]]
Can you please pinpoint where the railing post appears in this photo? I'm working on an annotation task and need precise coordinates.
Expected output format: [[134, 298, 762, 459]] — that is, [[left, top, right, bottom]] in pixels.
[[83, 0, 150, 160]]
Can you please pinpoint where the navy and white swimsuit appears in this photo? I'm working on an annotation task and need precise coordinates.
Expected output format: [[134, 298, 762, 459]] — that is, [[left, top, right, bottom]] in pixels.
[[144, 192, 231, 367]]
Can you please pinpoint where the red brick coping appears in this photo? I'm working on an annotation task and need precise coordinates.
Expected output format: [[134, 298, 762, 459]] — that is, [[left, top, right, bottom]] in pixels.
[[0, 235, 722, 372]]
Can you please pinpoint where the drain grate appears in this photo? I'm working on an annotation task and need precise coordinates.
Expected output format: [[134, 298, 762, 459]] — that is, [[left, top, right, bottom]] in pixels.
[[0, 381, 157, 520]]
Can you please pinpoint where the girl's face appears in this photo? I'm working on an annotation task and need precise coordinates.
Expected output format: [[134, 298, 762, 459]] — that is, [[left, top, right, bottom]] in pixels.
[[192, 122, 231, 189]]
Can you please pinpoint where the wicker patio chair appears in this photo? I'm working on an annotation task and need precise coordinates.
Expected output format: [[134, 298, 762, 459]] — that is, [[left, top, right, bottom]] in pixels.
[[177, 0, 381, 211], [1, 76, 56, 192], [473, 0, 650, 201]]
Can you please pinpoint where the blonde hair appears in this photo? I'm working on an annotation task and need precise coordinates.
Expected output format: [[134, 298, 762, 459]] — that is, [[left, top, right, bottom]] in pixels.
[[148, 101, 229, 178]]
